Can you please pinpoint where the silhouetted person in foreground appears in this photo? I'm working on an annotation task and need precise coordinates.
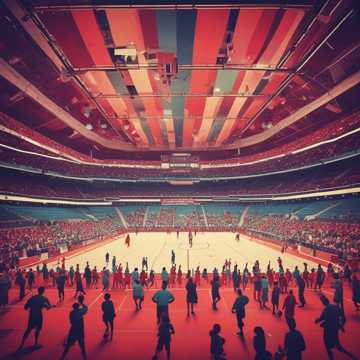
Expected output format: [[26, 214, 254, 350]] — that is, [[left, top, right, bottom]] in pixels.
[[315, 295, 357, 360], [101, 293, 115, 340], [283, 318, 306, 360], [209, 323, 226, 360], [295, 275, 306, 307], [61, 295, 88, 360], [283, 290, 297, 328], [18, 286, 51, 351], [272, 281, 281, 316], [231, 288, 249, 336], [56, 270, 66, 303], [152, 315, 175, 360], [253, 326, 272, 360], [185, 277, 198, 316], [352, 273, 360, 311], [15, 269, 26, 301], [211, 276, 221, 310]]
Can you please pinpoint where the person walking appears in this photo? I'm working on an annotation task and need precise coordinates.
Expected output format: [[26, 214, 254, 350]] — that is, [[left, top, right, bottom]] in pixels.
[[283, 290, 297, 328], [161, 267, 169, 286], [17, 287, 51, 351], [102, 267, 110, 292], [260, 275, 269, 309], [15, 269, 26, 301], [101, 293, 115, 340], [315, 265, 325, 291], [315, 295, 356, 360], [296, 275, 306, 307], [253, 326, 272, 360], [351, 273, 360, 311], [272, 281, 281, 316], [133, 279, 144, 311], [84, 263, 92, 289], [232, 266, 240, 291], [27, 268, 35, 291], [211, 276, 221, 310], [61, 295, 88, 360], [209, 324, 226, 360], [152, 315, 175, 360], [283, 318, 306, 360], [231, 289, 249, 336], [152, 282, 175, 324], [69, 266, 75, 287], [131, 267, 140, 285], [42, 264, 49, 287], [0, 269, 11, 308], [92, 266, 99, 289], [56, 269, 66, 303], [74, 270, 85, 298], [332, 273, 344, 312], [171, 250, 175, 265], [149, 269, 156, 288], [185, 277, 198, 316]]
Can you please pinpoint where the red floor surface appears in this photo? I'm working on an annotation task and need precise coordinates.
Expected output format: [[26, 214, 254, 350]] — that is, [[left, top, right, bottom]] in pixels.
[[0, 278, 359, 360]]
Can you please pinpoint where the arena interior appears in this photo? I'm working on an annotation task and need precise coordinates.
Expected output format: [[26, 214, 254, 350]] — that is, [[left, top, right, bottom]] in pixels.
[[0, 1, 360, 359]]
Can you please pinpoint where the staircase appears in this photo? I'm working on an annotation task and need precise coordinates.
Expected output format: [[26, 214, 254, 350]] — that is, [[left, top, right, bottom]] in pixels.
[[201, 205, 208, 227], [115, 207, 128, 229], [305, 202, 340, 221], [143, 207, 149, 227], [238, 206, 249, 227]]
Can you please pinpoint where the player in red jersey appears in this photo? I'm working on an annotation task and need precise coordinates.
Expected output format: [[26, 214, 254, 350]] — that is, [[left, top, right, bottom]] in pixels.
[[169, 265, 176, 288], [124, 271, 131, 289], [125, 234, 131, 247], [195, 266, 201, 286], [92, 266, 99, 289], [140, 269, 148, 288], [177, 266, 182, 286], [117, 264, 124, 289]]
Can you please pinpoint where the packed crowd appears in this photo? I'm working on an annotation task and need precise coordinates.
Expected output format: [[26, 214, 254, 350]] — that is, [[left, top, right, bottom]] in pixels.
[[1, 130, 359, 180], [243, 215, 360, 258], [0, 217, 124, 267], [174, 209, 206, 228], [123, 207, 146, 227], [206, 210, 240, 228], [0, 158, 359, 201], [1, 200, 360, 268]]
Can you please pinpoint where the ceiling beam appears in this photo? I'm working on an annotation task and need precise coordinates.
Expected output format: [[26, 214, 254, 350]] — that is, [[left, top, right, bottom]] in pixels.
[[94, 93, 270, 99], [73, 64, 295, 72], [0, 58, 137, 151], [4, 0, 132, 146], [240, 7, 355, 136], [33, 2, 314, 11], [230, 69, 360, 149]]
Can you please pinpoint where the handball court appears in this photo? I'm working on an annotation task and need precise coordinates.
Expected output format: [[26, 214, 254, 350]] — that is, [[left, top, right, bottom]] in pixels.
[[0, 233, 359, 360]]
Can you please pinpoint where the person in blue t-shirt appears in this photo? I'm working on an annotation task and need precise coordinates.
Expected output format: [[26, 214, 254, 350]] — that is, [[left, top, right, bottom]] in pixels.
[[152, 282, 175, 324]]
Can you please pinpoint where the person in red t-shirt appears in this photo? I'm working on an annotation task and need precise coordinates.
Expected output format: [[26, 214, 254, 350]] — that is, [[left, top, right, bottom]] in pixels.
[[92, 267, 99, 289], [194, 267, 201, 287], [124, 272, 131, 289], [177, 266, 182, 286], [140, 269, 148, 288]]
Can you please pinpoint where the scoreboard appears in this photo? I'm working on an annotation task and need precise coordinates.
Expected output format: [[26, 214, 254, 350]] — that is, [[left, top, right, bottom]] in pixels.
[[161, 153, 200, 170]]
